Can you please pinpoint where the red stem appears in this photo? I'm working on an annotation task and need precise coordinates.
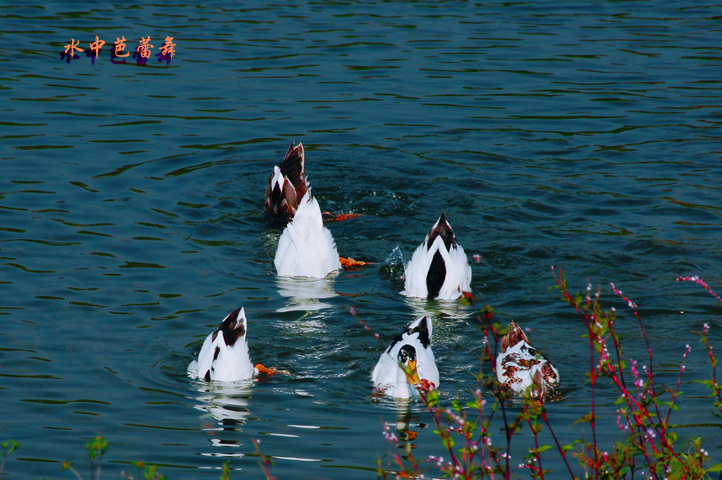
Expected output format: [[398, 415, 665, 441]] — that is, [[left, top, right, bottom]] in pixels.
[[541, 411, 576, 478]]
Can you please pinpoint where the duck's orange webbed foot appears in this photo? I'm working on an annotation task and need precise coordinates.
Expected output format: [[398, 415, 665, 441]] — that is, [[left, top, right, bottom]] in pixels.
[[339, 256, 370, 268], [323, 212, 362, 222], [255, 364, 290, 376]]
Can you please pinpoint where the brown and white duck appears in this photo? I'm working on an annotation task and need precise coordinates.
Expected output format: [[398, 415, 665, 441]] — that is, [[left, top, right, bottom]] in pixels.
[[264, 142, 310, 221], [495, 321, 559, 403]]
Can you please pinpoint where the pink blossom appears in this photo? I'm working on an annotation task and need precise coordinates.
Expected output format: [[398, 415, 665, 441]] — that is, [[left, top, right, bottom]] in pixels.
[[677, 275, 722, 303]]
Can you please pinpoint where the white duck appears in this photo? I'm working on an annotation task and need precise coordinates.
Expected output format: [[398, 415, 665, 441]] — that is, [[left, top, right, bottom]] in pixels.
[[189, 307, 254, 382], [496, 321, 559, 404], [264, 142, 310, 221], [274, 191, 341, 278], [402, 213, 472, 300], [372, 316, 439, 399]]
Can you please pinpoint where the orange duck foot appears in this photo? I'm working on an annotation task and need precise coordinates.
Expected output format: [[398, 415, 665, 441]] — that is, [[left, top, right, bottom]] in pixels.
[[323, 212, 362, 222], [255, 364, 290, 376], [339, 256, 369, 268]]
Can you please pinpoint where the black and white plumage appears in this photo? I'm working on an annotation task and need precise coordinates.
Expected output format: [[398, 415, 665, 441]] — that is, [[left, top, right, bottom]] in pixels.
[[274, 191, 341, 278], [495, 321, 559, 404], [264, 142, 310, 221], [401, 213, 471, 300], [402, 213, 472, 300], [188, 307, 254, 382], [372, 316, 439, 399]]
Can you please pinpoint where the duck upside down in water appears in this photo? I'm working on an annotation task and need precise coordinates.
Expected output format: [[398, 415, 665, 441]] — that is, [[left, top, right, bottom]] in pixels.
[[189, 308, 284, 382], [264, 142, 310, 221], [189, 307, 254, 382], [402, 213, 472, 300], [274, 191, 342, 278], [372, 315, 439, 399], [495, 321, 559, 403]]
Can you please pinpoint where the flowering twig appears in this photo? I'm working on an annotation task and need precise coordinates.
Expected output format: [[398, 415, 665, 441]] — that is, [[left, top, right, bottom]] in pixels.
[[677, 276, 722, 417], [349, 306, 386, 348], [677, 275, 722, 304], [253, 438, 276, 480]]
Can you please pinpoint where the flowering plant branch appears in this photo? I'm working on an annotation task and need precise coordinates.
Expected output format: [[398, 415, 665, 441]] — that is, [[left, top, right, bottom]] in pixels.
[[376, 270, 722, 479]]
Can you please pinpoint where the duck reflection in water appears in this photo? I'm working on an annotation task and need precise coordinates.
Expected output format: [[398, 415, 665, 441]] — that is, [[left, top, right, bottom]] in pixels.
[[192, 381, 254, 451], [403, 293, 472, 323], [275, 275, 337, 312], [388, 402, 429, 445], [194, 383, 253, 425]]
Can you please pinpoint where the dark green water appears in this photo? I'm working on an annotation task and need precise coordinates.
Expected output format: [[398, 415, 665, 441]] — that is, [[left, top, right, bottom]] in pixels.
[[1, 1, 721, 478]]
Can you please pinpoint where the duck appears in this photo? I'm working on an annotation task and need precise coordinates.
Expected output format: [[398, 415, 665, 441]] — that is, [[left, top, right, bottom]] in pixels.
[[189, 307, 254, 382], [372, 315, 439, 399], [264, 142, 310, 221], [495, 321, 559, 404], [275, 190, 341, 278], [402, 213, 472, 300]]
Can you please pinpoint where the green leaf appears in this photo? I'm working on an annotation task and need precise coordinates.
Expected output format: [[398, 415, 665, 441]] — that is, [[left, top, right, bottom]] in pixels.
[[574, 291, 583, 307], [707, 464, 722, 473], [572, 412, 594, 426], [1, 440, 19, 455], [528, 445, 552, 456]]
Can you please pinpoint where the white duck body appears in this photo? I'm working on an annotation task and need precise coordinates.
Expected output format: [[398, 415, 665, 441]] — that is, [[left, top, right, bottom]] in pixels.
[[189, 307, 254, 382], [274, 191, 341, 278], [402, 213, 472, 300], [372, 316, 439, 399], [264, 142, 310, 220], [495, 321, 559, 403]]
